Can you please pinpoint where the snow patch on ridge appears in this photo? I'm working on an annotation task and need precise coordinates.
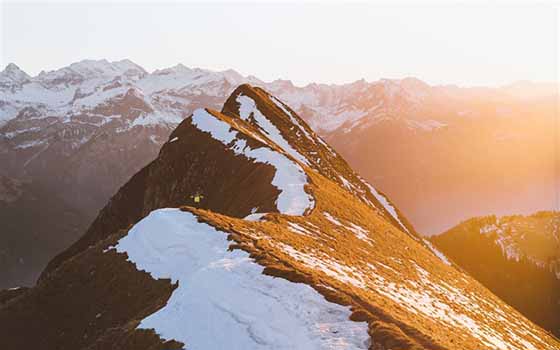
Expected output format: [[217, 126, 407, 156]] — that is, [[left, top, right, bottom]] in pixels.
[[112, 208, 370, 350], [323, 212, 343, 226], [236, 94, 310, 166], [190, 108, 314, 215], [269, 95, 316, 144], [131, 111, 183, 127], [244, 213, 266, 221], [479, 222, 524, 262], [322, 212, 373, 243], [364, 182, 409, 233], [275, 242, 547, 350], [423, 239, 452, 266]]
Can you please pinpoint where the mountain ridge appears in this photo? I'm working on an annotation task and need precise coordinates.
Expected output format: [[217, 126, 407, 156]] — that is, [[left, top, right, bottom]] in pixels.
[[2, 85, 558, 350], [0, 59, 557, 288]]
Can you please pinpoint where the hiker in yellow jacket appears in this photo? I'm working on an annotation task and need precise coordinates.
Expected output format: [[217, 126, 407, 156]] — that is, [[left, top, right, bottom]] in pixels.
[[190, 191, 204, 204]]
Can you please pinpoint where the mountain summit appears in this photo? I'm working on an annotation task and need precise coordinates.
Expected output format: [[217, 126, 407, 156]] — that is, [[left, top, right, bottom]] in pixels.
[[1, 85, 557, 350], [0, 63, 31, 86]]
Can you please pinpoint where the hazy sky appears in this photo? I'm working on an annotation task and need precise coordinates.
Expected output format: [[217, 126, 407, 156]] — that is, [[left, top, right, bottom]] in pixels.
[[1, 2, 558, 87]]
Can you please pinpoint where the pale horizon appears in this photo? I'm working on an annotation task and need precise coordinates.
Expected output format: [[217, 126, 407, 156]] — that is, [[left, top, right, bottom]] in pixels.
[[1, 2, 558, 88], [2, 56, 559, 90]]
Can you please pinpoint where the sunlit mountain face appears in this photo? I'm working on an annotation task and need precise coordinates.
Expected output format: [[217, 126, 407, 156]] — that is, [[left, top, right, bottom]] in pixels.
[[431, 211, 560, 337]]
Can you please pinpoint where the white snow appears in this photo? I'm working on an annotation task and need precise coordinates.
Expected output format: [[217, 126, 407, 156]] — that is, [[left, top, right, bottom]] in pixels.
[[322, 109, 369, 132], [275, 241, 546, 350], [322, 212, 372, 243], [316, 136, 337, 157], [269, 95, 315, 144], [338, 176, 353, 192], [72, 86, 129, 109], [2, 126, 41, 139], [244, 213, 266, 221], [236, 94, 310, 166], [495, 235, 522, 261], [479, 222, 523, 262], [0, 60, 251, 128], [190, 108, 314, 215], [480, 224, 499, 234], [323, 212, 343, 226], [14, 139, 47, 149], [288, 222, 314, 237], [0, 63, 30, 83], [131, 111, 183, 127], [111, 208, 370, 350], [364, 182, 409, 233], [149, 135, 159, 144], [423, 239, 452, 266], [277, 243, 367, 289], [346, 223, 372, 243]]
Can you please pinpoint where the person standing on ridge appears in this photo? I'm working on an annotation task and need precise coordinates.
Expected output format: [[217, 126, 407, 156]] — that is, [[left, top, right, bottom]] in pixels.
[[190, 190, 204, 204]]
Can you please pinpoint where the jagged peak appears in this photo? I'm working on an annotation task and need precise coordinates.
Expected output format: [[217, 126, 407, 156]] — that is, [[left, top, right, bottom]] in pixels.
[[268, 79, 295, 89], [351, 78, 368, 85], [36, 58, 146, 84], [226, 83, 260, 99], [124, 86, 145, 98], [4, 62, 24, 72], [399, 77, 431, 92], [222, 84, 301, 133], [153, 63, 193, 75], [220, 68, 243, 79], [111, 59, 147, 75], [0, 62, 31, 83]]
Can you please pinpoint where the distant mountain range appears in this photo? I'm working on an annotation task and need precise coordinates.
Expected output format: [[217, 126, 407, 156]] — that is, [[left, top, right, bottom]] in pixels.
[[0, 59, 557, 288], [431, 211, 560, 337], [2, 84, 557, 350]]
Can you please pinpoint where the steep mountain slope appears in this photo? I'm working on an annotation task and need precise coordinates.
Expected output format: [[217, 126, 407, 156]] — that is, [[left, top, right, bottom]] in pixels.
[[0, 175, 87, 289], [431, 211, 560, 337], [1, 85, 558, 350]]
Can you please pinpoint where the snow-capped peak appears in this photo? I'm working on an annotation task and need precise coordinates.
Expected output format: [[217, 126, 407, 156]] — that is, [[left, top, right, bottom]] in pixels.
[[110, 59, 147, 78], [220, 68, 245, 84], [268, 79, 295, 90], [36, 59, 146, 86], [152, 63, 194, 76], [0, 63, 31, 84], [67, 59, 145, 78]]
